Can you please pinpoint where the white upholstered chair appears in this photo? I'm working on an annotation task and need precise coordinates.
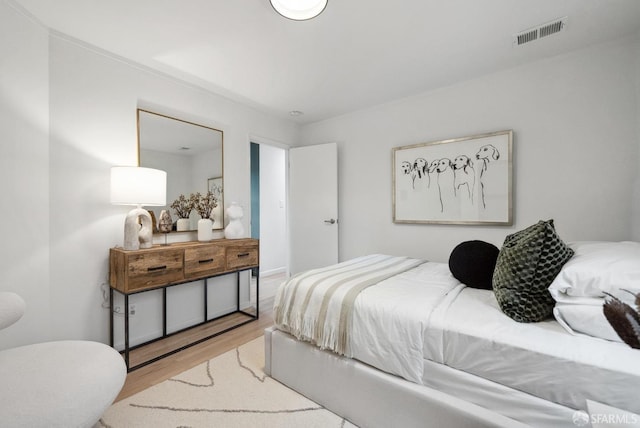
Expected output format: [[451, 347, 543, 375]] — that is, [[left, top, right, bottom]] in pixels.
[[0, 292, 127, 428]]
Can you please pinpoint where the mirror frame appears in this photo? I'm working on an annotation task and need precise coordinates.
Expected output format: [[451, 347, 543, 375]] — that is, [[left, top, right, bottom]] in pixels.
[[136, 108, 224, 232]]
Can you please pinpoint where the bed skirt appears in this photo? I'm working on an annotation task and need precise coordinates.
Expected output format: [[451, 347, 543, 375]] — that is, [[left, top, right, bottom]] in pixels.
[[264, 327, 529, 428]]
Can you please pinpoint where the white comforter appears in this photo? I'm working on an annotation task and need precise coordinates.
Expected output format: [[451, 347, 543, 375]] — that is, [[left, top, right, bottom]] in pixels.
[[275, 257, 640, 415], [275, 259, 460, 383], [350, 262, 461, 383], [274, 254, 427, 357]]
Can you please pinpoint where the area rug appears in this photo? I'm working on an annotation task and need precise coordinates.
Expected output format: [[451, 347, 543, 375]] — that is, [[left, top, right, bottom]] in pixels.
[[97, 336, 358, 428]]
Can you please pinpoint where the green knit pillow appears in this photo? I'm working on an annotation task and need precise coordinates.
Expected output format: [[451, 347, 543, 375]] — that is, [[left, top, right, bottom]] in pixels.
[[492, 220, 574, 322]]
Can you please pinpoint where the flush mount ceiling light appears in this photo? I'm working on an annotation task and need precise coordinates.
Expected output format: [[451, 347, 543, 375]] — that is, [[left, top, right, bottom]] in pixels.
[[270, 0, 328, 21]]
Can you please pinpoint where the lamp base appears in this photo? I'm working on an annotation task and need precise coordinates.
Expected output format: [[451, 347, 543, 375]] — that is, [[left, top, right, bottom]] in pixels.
[[124, 207, 153, 250]]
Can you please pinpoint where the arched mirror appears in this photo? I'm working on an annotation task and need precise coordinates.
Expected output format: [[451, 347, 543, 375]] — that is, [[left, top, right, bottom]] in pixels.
[[137, 109, 224, 232]]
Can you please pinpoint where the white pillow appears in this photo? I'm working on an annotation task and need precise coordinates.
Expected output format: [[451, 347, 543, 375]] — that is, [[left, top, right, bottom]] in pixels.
[[553, 303, 622, 343], [548, 241, 640, 298]]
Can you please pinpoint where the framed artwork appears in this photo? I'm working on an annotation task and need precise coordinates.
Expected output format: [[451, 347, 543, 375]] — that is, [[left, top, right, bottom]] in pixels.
[[207, 177, 224, 229], [392, 130, 513, 225]]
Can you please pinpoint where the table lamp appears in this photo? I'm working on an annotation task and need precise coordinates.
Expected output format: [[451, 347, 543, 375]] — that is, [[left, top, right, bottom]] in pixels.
[[110, 166, 167, 250]]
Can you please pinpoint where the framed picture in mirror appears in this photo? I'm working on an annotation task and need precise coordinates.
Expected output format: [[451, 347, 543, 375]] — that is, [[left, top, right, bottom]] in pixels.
[[208, 176, 224, 229]]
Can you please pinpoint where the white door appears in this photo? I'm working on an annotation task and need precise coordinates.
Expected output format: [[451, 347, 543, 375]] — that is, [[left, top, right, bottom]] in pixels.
[[289, 142, 339, 274]]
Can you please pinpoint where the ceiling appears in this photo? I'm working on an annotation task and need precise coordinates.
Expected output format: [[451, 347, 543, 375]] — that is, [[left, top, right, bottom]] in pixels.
[[138, 109, 222, 156], [12, 0, 640, 124]]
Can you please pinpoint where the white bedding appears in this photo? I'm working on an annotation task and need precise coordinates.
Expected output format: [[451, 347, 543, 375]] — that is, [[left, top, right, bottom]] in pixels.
[[350, 261, 460, 383], [275, 258, 459, 383], [547, 241, 640, 343], [425, 286, 640, 414], [275, 258, 640, 414], [274, 254, 427, 357]]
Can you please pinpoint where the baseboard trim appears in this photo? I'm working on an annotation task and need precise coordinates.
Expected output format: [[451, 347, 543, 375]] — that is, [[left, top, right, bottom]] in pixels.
[[260, 267, 286, 277]]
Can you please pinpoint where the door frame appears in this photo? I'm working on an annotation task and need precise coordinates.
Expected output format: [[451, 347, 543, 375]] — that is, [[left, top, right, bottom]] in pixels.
[[249, 134, 291, 277]]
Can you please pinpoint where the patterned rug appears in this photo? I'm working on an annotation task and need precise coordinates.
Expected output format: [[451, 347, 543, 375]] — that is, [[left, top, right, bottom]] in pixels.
[[97, 336, 357, 428]]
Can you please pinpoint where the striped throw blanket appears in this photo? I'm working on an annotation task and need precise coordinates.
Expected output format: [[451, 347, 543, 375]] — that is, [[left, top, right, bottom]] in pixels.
[[274, 254, 425, 356]]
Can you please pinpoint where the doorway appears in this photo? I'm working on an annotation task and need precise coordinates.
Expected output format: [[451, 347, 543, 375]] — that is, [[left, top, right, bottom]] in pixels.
[[250, 142, 287, 299]]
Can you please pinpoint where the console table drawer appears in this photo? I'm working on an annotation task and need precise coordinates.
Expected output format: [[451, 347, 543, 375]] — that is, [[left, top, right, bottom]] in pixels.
[[185, 245, 226, 279], [226, 245, 259, 270], [110, 239, 259, 294], [110, 248, 184, 293], [125, 250, 184, 291]]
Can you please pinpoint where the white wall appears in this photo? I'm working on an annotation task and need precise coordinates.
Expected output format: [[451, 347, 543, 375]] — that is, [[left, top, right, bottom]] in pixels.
[[47, 34, 298, 346], [301, 36, 640, 263], [1, 2, 299, 349], [0, 1, 50, 347]]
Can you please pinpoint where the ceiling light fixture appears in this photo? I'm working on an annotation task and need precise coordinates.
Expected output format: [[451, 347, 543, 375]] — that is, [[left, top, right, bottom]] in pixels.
[[270, 0, 328, 21]]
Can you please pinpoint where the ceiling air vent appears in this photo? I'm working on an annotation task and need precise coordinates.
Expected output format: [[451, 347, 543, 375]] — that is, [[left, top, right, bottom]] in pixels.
[[514, 17, 567, 46]]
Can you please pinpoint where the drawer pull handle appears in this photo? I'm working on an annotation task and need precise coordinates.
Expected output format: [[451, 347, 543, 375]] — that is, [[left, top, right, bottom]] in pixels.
[[199, 258, 214, 264], [147, 265, 167, 272], [237, 252, 250, 258]]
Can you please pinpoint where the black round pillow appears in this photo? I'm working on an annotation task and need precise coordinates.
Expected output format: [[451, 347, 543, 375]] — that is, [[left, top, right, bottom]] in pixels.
[[448, 240, 500, 289]]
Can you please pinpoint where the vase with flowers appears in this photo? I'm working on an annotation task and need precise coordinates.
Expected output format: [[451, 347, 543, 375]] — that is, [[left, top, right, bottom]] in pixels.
[[171, 194, 194, 231], [193, 190, 218, 241]]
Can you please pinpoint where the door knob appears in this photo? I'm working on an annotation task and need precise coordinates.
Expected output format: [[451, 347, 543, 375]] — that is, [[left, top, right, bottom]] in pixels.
[[324, 219, 336, 225]]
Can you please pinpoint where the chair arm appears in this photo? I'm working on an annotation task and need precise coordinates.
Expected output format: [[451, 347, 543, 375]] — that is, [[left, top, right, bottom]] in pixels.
[[0, 292, 26, 331]]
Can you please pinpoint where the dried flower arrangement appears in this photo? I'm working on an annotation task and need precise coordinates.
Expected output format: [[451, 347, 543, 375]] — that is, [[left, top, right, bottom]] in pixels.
[[603, 290, 640, 349], [170, 194, 194, 219], [193, 190, 218, 221]]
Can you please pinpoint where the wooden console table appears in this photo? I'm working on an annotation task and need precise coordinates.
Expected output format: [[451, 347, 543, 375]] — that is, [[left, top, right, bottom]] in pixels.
[[109, 238, 259, 371]]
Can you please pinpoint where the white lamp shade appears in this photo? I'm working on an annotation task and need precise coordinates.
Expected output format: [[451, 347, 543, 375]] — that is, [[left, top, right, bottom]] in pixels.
[[270, 0, 327, 20], [110, 166, 166, 206]]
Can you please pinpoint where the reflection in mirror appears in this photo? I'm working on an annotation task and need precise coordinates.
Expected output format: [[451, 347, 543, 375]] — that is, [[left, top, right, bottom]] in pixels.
[[137, 109, 223, 232]]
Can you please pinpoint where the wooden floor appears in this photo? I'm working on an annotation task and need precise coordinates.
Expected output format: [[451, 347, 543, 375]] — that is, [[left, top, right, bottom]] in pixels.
[[115, 291, 276, 402]]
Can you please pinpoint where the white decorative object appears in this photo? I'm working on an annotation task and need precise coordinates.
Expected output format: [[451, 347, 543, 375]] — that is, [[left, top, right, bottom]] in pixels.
[[193, 190, 218, 238], [124, 209, 154, 250], [224, 202, 245, 239], [158, 210, 172, 233], [171, 194, 194, 231], [176, 218, 190, 231], [198, 218, 214, 241], [110, 166, 166, 251]]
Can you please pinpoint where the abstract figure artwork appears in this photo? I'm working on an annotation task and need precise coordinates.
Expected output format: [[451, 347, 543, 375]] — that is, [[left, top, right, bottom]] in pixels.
[[393, 130, 512, 225]]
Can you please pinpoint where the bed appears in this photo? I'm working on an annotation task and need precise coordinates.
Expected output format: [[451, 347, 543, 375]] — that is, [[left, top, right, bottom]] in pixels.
[[264, 235, 640, 428]]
